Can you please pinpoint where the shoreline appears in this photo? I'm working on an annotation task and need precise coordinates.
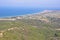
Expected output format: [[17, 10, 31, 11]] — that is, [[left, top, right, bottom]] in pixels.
[[0, 10, 60, 18], [0, 11, 40, 18]]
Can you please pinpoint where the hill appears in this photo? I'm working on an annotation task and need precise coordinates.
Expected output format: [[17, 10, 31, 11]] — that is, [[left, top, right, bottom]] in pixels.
[[0, 10, 60, 40]]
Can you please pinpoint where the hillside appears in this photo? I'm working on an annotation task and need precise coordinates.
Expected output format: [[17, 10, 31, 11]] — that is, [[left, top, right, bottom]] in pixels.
[[0, 10, 60, 40]]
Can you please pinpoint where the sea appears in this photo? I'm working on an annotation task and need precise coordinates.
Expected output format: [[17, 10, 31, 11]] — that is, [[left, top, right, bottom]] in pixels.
[[0, 7, 59, 18]]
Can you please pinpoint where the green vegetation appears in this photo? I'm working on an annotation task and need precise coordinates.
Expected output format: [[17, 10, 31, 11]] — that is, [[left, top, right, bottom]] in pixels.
[[0, 20, 58, 40]]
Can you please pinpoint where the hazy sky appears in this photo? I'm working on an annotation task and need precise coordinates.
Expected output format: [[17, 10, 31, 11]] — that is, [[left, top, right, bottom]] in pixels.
[[0, 0, 60, 8]]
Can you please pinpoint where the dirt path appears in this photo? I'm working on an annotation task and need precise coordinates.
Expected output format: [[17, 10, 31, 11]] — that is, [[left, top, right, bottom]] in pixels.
[[55, 29, 60, 30]]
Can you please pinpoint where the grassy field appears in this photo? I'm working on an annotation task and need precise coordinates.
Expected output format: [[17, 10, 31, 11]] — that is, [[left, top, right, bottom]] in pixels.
[[0, 20, 58, 40]]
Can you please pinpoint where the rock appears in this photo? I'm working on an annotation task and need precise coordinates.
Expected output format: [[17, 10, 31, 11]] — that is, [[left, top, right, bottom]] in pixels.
[[0, 32, 3, 37]]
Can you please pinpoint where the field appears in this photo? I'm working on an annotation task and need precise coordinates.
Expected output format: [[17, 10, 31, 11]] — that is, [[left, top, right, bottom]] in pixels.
[[0, 19, 59, 40]]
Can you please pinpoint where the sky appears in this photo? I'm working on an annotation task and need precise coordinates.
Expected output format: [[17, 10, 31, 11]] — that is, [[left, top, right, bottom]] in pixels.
[[0, 0, 60, 8]]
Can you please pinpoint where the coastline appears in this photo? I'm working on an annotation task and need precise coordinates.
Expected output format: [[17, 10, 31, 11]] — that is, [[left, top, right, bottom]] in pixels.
[[0, 10, 60, 18]]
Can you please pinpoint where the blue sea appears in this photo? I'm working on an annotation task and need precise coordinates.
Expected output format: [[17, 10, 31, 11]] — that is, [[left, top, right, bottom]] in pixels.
[[0, 7, 59, 18]]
